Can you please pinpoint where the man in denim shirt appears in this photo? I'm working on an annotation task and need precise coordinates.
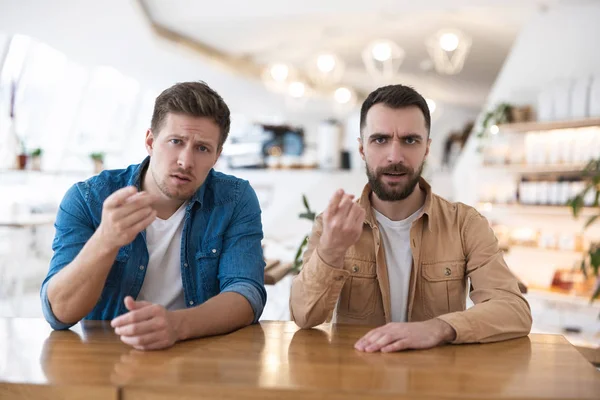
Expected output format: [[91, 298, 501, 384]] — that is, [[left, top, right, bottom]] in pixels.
[[41, 81, 266, 350]]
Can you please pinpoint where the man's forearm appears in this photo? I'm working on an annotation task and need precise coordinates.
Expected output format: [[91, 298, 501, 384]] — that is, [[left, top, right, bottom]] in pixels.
[[172, 292, 255, 341], [47, 232, 119, 324]]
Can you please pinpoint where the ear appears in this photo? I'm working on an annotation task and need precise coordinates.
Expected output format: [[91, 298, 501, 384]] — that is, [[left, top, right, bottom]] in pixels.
[[214, 146, 223, 166], [145, 129, 155, 156], [425, 137, 432, 158], [357, 137, 366, 161]]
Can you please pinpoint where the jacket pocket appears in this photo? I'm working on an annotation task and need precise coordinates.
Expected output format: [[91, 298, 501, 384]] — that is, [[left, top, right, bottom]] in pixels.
[[194, 238, 222, 292], [420, 261, 466, 318], [338, 259, 378, 319], [105, 247, 129, 287]]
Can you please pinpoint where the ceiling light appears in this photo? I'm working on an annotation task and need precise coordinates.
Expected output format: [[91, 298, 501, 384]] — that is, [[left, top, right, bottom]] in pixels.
[[426, 29, 472, 75], [269, 63, 289, 82], [334, 87, 352, 104], [490, 125, 499, 135], [371, 42, 392, 62], [439, 33, 459, 52], [288, 81, 306, 98], [362, 39, 405, 80], [317, 54, 336, 73]]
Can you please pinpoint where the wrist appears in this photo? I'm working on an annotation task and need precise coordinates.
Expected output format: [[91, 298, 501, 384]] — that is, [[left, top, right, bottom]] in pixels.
[[90, 228, 121, 255], [171, 309, 189, 342], [435, 318, 457, 344], [316, 245, 346, 267]]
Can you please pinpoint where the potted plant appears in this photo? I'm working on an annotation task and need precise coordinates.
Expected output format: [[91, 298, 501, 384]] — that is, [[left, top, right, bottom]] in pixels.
[[30, 148, 43, 171], [90, 152, 105, 174], [292, 194, 317, 273], [567, 158, 600, 302]]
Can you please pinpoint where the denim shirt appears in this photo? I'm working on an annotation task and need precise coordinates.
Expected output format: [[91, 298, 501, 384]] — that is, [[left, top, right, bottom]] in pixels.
[[41, 157, 267, 330]]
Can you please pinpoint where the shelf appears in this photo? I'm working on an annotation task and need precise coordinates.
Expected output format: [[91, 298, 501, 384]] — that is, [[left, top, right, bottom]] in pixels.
[[498, 118, 600, 133], [481, 163, 586, 174], [478, 203, 598, 217]]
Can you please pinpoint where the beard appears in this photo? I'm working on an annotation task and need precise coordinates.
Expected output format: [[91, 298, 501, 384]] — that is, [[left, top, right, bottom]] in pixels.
[[151, 166, 197, 201], [366, 161, 424, 202]]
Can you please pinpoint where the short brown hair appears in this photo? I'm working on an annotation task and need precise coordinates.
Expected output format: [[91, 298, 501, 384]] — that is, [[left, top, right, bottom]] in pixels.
[[151, 81, 231, 149], [360, 84, 431, 138]]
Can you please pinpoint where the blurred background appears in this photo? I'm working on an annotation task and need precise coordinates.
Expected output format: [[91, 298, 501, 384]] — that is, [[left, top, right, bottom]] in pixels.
[[0, 0, 599, 359]]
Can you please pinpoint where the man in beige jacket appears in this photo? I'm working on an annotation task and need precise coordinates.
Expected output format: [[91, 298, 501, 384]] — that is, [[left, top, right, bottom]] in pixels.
[[290, 84, 532, 353]]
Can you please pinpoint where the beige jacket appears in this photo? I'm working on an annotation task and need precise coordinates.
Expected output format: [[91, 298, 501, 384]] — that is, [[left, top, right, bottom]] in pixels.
[[290, 179, 532, 344]]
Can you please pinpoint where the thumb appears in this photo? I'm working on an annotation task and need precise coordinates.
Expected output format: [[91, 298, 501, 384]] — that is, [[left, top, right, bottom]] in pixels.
[[124, 296, 152, 311]]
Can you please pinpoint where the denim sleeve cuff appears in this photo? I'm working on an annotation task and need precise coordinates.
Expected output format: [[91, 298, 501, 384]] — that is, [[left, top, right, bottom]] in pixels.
[[40, 281, 76, 330], [221, 282, 266, 323]]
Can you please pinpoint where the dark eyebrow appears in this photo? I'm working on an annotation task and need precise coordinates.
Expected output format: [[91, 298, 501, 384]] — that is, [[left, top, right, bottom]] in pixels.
[[168, 134, 216, 149], [369, 132, 424, 141]]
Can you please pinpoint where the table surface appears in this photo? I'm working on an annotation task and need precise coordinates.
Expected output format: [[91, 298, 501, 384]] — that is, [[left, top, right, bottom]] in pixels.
[[1, 318, 599, 400]]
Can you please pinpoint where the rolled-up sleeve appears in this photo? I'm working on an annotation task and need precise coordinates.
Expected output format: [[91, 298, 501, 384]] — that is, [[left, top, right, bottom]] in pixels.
[[40, 183, 95, 330], [218, 182, 267, 323], [437, 210, 532, 343]]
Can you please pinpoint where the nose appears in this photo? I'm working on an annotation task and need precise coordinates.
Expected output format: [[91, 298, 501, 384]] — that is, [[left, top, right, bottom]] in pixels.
[[386, 139, 405, 164], [177, 146, 194, 171]]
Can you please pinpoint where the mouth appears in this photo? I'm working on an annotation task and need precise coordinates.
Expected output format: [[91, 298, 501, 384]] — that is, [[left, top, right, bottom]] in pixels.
[[171, 174, 192, 184], [381, 172, 408, 182]]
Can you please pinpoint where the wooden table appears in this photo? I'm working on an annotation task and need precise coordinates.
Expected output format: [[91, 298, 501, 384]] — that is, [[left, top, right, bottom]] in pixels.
[[1, 318, 599, 400]]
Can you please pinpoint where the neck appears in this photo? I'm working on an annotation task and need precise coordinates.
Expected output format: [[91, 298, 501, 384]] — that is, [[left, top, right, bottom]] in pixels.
[[371, 182, 426, 221], [141, 166, 186, 220]]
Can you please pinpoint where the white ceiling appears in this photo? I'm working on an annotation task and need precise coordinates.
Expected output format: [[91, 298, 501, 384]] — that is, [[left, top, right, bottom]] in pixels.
[[141, 0, 559, 108]]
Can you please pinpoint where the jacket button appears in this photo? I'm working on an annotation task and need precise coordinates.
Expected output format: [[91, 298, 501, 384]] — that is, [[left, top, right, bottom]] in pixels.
[[184, 263, 188, 267], [212, 249, 217, 254], [139, 265, 145, 271], [189, 301, 194, 305], [444, 267, 452, 276], [352, 265, 359, 273]]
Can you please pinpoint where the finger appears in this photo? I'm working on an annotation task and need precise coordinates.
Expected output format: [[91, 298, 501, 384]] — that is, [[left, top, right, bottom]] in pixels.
[[112, 193, 155, 219], [336, 194, 355, 218], [104, 186, 138, 208], [120, 331, 165, 348], [124, 296, 153, 311], [326, 189, 345, 216], [381, 339, 411, 353], [364, 333, 396, 353], [115, 317, 165, 337], [111, 304, 159, 328], [344, 204, 365, 229], [354, 328, 383, 351], [133, 339, 173, 351], [117, 207, 156, 230], [355, 323, 394, 348], [128, 210, 157, 235]]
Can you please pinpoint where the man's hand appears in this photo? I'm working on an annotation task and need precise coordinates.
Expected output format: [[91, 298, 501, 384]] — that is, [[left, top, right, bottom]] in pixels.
[[96, 187, 156, 251], [318, 189, 366, 266], [111, 296, 181, 351], [354, 319, 457, 353]]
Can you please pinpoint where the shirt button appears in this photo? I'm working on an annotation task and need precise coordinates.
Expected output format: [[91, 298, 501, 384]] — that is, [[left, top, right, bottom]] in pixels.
[[139, 265, 145, 271], [444, 267, 452, 276], [211, 249, 217, 254], [352, 265, 359, 273], [189, 301, 194, 305]]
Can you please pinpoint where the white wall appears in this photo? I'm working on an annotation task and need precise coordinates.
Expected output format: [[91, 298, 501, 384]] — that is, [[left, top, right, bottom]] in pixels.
[[452, 1, 600, 205]]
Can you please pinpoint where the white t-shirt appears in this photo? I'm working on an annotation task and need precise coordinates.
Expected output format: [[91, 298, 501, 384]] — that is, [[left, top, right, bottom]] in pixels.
[[373, 206, 423, 322], [137, 202, 187, 311]]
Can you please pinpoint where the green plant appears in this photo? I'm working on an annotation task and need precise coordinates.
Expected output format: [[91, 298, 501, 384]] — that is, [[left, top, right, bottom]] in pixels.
[[30, 148, 43, 157], [90, 152, 105, 162], [292, 194, 316, 273], [567, 158, 600, 301], [476, 103, 513, 139]]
